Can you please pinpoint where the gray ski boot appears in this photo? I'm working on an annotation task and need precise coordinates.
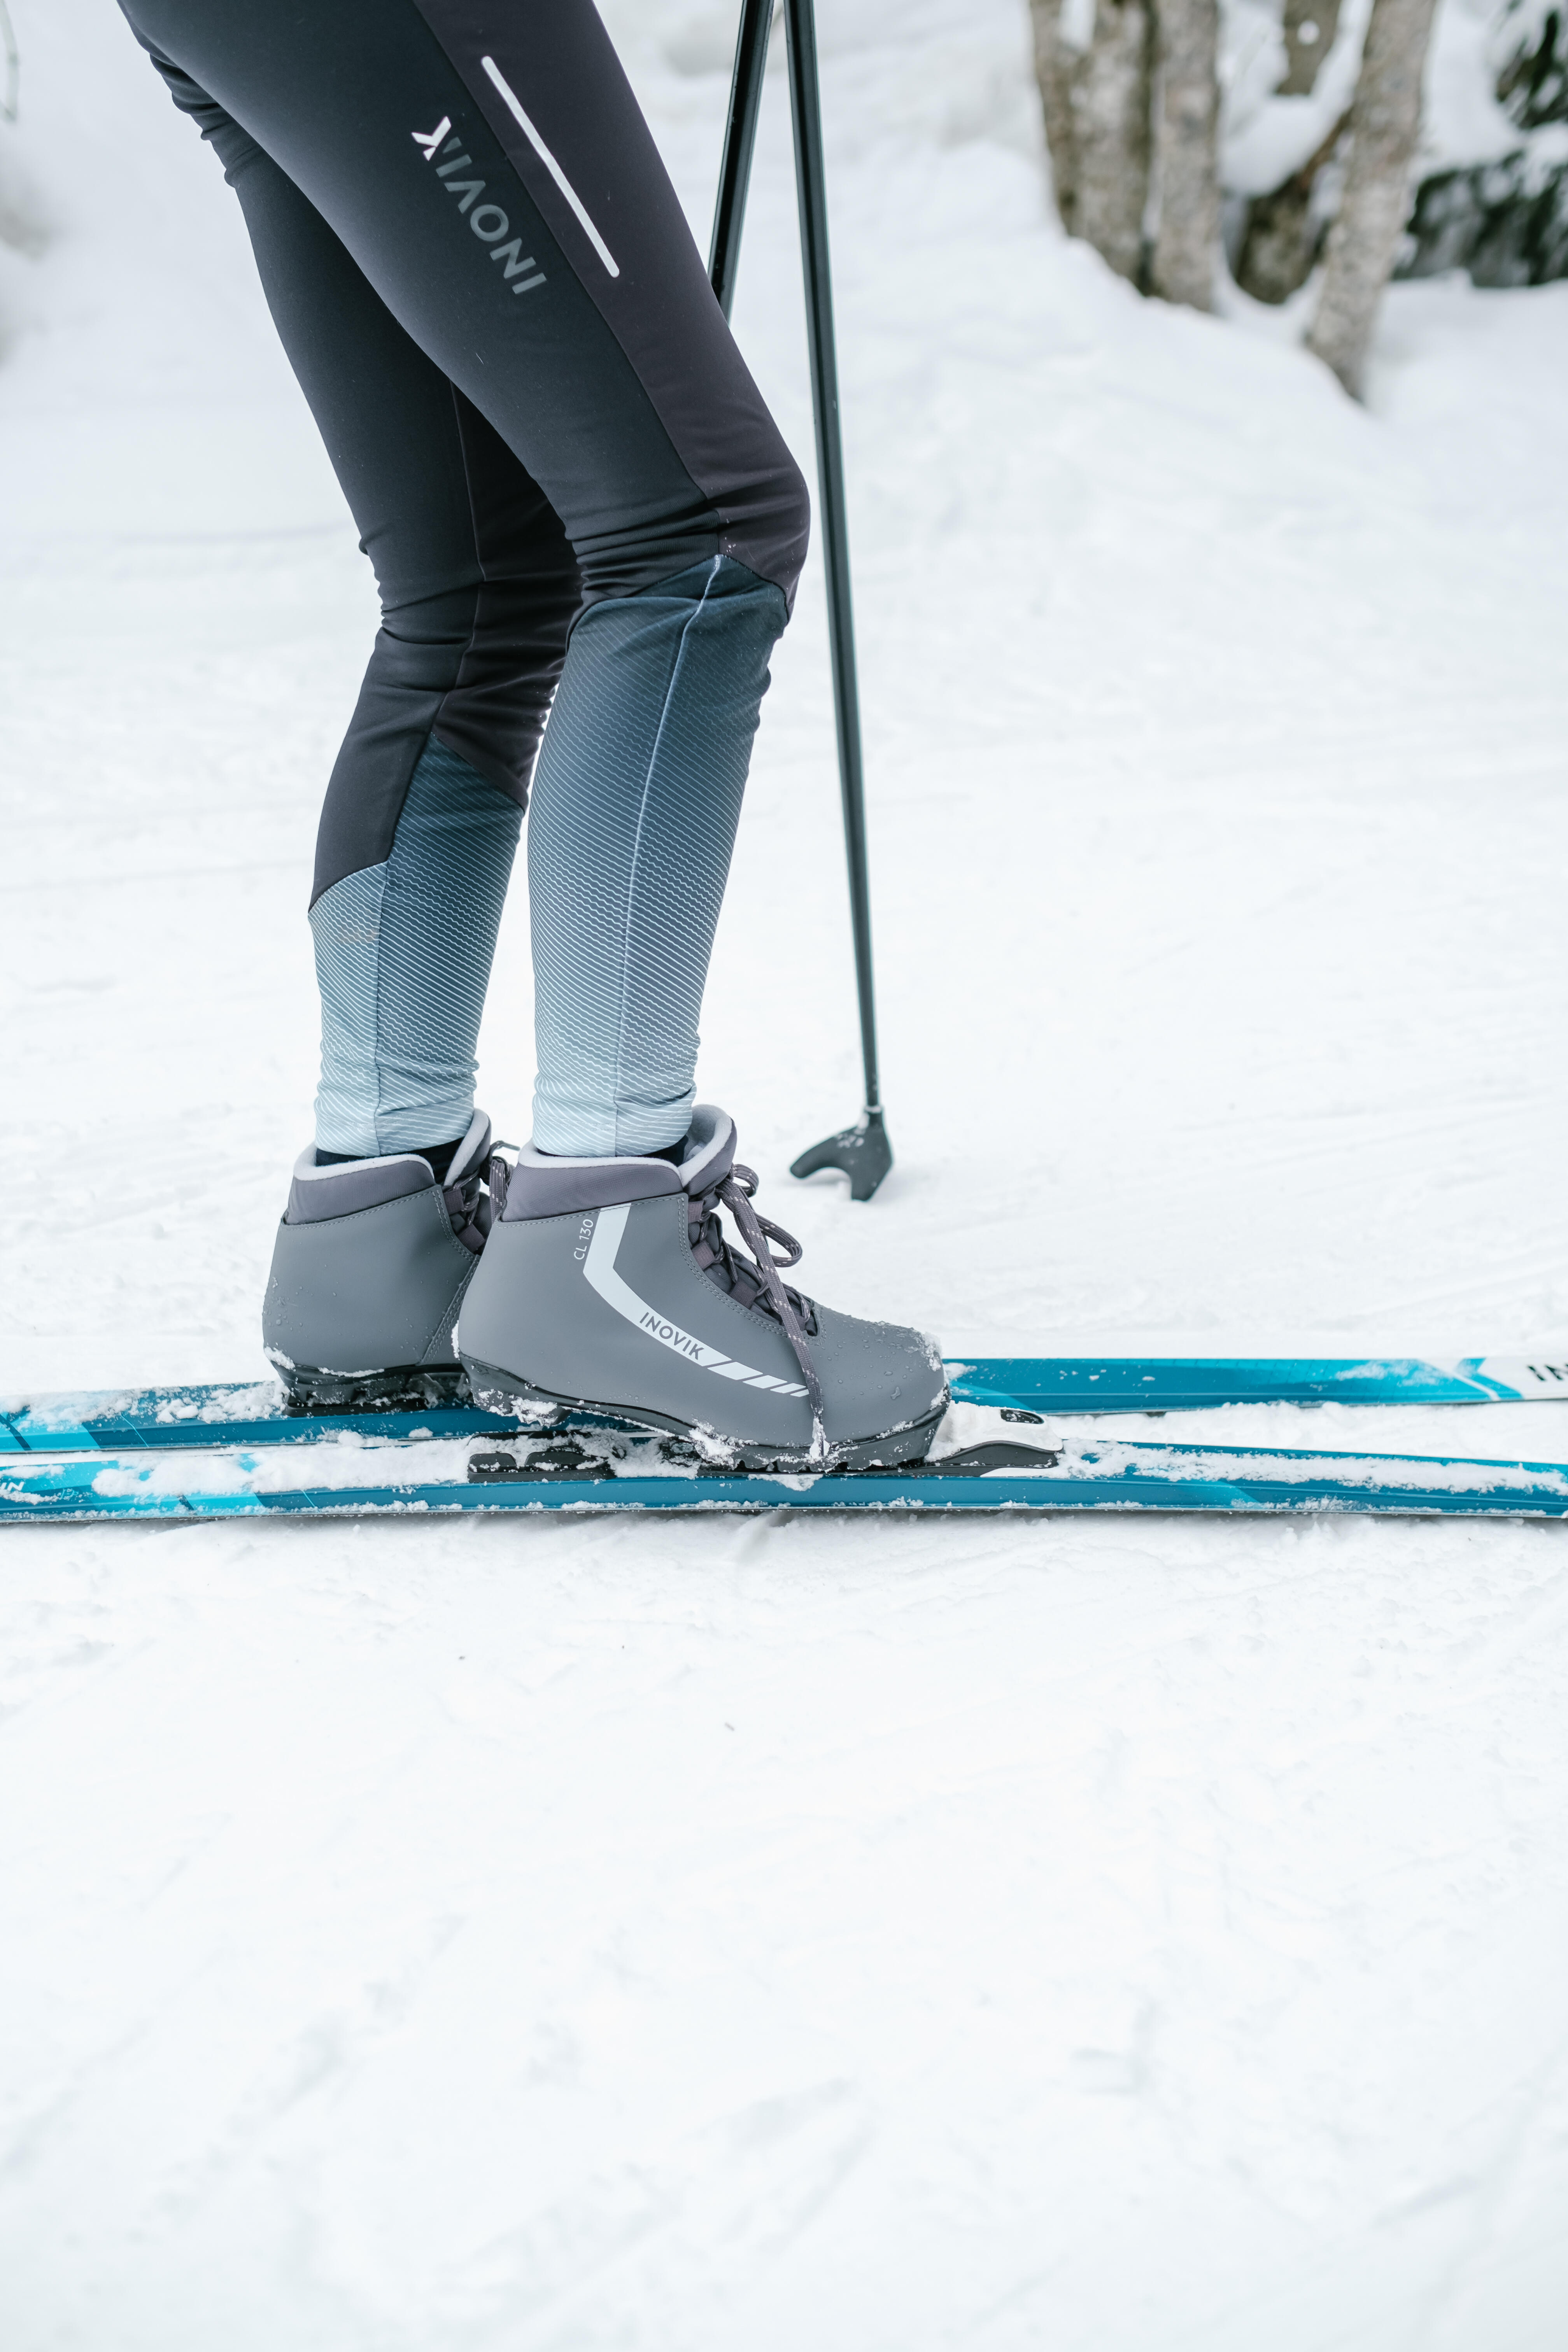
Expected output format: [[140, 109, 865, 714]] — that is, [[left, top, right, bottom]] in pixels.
[[458, 1106, 946, 1468], [263, 1110, 494, 1411]]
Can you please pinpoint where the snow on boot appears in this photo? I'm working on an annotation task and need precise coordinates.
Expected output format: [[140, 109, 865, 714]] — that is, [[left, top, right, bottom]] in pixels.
[[263, 1110, 494, 1411], [458, 1105, 946, 1468]]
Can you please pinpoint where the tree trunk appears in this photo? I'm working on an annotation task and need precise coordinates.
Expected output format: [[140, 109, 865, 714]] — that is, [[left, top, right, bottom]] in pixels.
[[1235, 109, 1351, 304], [1278, 0, 1343, 99], [1030, 0, 1081, 234], [1305, 0, 1440, 395], [1070, 0, 1154, 282], [1235, 0, 1344, 301], [1149, 0, 1220, 308]]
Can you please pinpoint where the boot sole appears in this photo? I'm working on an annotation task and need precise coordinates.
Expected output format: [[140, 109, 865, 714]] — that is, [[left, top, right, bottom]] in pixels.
[[460, 1357, 945, 1471], [275, 1361, 473, 1416]]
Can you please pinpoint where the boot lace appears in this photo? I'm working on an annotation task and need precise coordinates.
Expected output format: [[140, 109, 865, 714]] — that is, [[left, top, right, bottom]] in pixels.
[[444, 1165, 492, 1255], [689, 1163, 827, 1457]]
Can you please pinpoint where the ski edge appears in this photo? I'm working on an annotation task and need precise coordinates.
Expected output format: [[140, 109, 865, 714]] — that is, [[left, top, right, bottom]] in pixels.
[[8, 1438, 1568, 1525], [8, 1354, 1568, 1458]]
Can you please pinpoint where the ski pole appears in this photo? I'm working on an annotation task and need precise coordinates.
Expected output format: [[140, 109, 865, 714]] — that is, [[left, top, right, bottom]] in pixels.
[[708, 0, 773, 319], [781, 0, 892, 1201], [707, 0, 893, 1201]]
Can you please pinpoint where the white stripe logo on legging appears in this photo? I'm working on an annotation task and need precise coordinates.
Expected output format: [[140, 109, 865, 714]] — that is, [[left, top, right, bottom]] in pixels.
[[583, 1204, 808, 1395], [478, 56, 621, 280]]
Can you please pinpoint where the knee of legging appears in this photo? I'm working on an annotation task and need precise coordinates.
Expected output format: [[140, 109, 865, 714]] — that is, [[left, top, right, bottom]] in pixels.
[[575, 441, 811, 614], [764, 449, 812, 611], [713, 443, 811, 615], [370, 571, 483, 647]]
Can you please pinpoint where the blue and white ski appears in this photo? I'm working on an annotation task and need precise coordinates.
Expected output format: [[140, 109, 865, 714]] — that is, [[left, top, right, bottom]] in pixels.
[[950, 1355, 1568, 1413], [4, 1355, 1568, 1460], [5, 1426, 1568, 1524], [0, 1385, 521, 1455]]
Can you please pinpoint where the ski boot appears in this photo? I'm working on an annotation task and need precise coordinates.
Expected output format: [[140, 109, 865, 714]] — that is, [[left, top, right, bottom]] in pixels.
[[263, 1110, 494, 1411], [458, 1105, 946, 1467]]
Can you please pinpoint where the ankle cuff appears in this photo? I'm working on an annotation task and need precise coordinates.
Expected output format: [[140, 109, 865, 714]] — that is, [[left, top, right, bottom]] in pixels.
[[501, 1142, 683, 1222]]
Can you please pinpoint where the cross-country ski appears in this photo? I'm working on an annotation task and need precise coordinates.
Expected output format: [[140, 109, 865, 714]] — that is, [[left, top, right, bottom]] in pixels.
[[8, 1351, 1568, 1459], [950, 1353, 1568, 1413], [8, 1422, 1568, 1525]]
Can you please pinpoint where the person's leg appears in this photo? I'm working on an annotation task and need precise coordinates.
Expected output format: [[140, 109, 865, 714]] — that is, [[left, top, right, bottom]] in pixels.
[[120, 2, 944, 1455], [124, 0, 810, 1157], [527, 556, 780, 1154], [310, 738, 522, 1161], [140, 54, 579, 1161]]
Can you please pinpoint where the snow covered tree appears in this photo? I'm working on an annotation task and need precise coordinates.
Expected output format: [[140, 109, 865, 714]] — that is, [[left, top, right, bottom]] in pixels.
[[1150, 0, 1221, 306], [0, 0, 35, 287], [1496, 0, 1568, 123], [1032, 0, 1227, 306], [1306, 0, 1441, 394], [1032, 0, 1155, 284], [0, 1, 16, 127], [1234, 108, 1350, 306], [1400, 1, 1568, 285], [1072, 0, 1157, 277], [1232, 0, 1348, 307], [1032, 0, 1225, 300], [1234, 0, 1568, 320]]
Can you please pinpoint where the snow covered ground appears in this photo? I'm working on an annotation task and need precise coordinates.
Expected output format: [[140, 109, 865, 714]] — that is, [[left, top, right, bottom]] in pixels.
[[5, 2, 1568, 2343]]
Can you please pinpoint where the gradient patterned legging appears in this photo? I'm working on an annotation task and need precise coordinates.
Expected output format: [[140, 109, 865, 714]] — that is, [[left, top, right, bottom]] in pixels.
[[121, 0, 809, 1158]]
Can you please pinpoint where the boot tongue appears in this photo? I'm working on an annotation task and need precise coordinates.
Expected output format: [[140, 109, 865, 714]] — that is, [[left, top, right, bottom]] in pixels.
[[679, 1106, 744, 1299], [676, 1105, 736, 1198], [443, 1110, 493, 1189], [441, 1111, 494, 1254]]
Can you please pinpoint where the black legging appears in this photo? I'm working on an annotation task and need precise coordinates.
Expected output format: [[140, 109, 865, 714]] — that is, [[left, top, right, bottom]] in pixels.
[[121, 0, 812, 1158]]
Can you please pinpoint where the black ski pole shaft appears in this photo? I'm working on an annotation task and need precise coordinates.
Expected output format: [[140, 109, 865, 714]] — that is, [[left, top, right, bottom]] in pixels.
[[708, 0, 773, 319], [783, 0, 892, 1200]]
